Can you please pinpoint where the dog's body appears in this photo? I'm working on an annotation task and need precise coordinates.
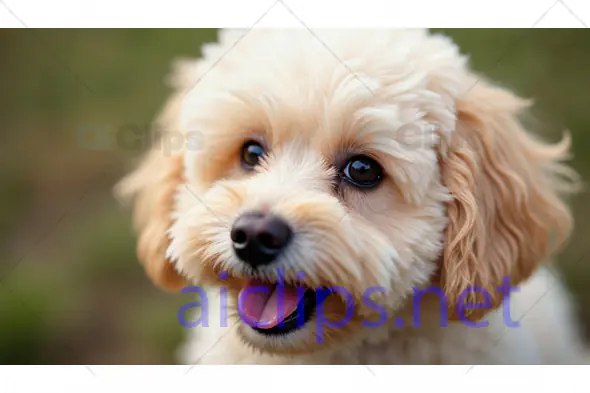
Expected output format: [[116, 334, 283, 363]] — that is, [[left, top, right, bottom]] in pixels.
[[117, 29, 586, 364]]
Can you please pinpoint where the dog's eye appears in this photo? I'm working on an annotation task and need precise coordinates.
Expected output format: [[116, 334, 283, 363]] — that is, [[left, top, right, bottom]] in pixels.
[[241, 141, 265, 169], [343, 155, 383, 188]]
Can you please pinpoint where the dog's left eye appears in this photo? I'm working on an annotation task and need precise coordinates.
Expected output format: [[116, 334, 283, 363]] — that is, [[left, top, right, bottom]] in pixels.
[[342, 155, 383, 188], [241, 141, 265, 169]]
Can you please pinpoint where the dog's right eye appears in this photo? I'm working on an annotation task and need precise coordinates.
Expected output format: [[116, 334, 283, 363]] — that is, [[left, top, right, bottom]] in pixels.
[[241, 141, 265, 169]]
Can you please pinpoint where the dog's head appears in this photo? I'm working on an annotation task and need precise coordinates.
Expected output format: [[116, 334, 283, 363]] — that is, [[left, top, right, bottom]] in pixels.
[[116, 30, 578, 355]]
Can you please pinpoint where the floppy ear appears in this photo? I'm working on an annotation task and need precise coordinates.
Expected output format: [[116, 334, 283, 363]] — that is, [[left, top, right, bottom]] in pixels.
[[115, 150, 187, 291], [439, 80, 579, 320], [113, 58, 201, 291]]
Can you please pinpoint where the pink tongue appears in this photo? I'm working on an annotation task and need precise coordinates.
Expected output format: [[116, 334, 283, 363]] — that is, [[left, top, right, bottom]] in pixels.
[[238, 279, 302, 329]]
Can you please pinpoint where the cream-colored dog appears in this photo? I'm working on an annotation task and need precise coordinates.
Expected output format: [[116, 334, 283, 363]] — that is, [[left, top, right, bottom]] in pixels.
[[116, 29, 587, 364]]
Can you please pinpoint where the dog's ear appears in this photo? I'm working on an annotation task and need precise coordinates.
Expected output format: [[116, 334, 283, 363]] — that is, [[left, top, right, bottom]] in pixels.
[[114, 59, 200, 291], [115, 149, 187, 291], [439, 80, 579, 320]]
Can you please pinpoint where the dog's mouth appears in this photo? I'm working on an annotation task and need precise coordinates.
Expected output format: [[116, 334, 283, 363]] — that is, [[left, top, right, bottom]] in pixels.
[[238, 279, 318, 336]]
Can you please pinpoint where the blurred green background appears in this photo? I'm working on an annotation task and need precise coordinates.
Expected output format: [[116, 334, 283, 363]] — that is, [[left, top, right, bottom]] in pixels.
[[0, 29, 589, 364]]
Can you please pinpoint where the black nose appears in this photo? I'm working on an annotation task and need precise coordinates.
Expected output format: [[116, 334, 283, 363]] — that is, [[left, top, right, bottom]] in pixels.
[[230, 211, 292, 267]]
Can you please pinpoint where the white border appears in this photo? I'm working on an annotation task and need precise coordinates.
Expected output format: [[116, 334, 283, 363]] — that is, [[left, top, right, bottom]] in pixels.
[[0, 0, 588, 27], [0, 365, 589, 392]]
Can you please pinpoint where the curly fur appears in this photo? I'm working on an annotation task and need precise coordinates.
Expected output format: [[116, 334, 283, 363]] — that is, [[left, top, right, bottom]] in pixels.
[[115, 29, 586, 364]]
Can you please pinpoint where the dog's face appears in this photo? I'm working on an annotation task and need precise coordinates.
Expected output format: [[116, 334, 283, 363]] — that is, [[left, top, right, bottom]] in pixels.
[[116, 30, 577, 356], [169, 75, 451, 352]]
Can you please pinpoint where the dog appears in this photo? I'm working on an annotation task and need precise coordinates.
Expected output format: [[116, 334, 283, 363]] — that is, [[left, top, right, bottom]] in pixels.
[[115, 29, 587, 364]]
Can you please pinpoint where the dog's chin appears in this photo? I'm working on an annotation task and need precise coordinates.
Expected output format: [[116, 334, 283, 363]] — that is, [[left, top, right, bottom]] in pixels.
[[236, 314, 321, 355]]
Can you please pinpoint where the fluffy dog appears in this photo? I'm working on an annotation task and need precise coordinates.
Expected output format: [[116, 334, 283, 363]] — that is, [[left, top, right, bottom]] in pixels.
[[116, 29, 586, 364]]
